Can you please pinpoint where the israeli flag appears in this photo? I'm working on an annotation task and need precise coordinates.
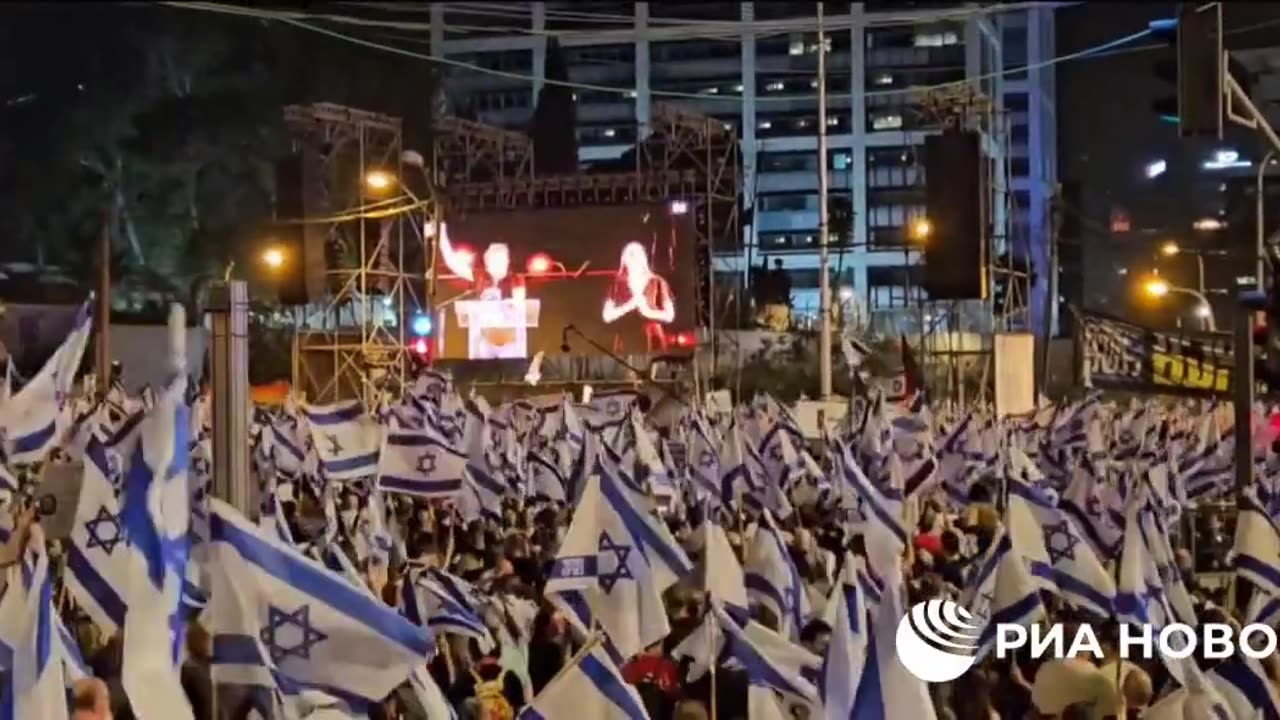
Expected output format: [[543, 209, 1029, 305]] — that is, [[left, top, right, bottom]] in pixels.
[[744, 510, 810, 641], [522, 642, 648, 720], [303, 400, 382, 481], [377, 429, 466, 499], [545, 464, 693, 660], [686, 417, 721, 502], [401, 568, 493, 649], [205, 498, 434, 708], [1006, 476, 1115, 617], [851, 544, 937, 720], [671, 601, 819, 715], [528, 448, 567, 504], [1234, 473, 1280, 597], [120, 305, 194, 720], [0, 540, 68, 720], [1210, 655, 1280, 720], [822, 554, 871, 720], [65, 436, 129, 636], [691, 516, 748, 616], [960, 527, 1044, 660], [0, 298, 93, 465]]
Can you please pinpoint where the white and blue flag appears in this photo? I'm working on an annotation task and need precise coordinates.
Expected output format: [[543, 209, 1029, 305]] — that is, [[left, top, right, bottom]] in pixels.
[[65, 436, 129, 636], [377, 428, 466, 499], [205, 498, 434, 709], [303, 400, 381, 481], [0, 539, 68, 720], [0, 298, 93, 466], [521, 642, 648, 720], [545, 464, 693, 660], [120, 305, 194, 720]]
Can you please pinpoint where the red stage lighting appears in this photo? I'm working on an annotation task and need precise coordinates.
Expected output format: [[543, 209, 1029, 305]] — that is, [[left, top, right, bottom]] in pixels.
[[526, 253, 552, 275], [673, 331, 697, 348], [413, 338, 429, 355]]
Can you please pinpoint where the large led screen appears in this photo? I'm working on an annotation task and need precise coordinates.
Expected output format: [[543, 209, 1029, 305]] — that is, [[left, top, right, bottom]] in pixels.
[[430, 203, 697, 360]]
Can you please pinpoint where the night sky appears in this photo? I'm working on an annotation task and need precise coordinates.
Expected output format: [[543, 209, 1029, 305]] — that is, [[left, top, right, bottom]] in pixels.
[[1057, 2, 1280, 329]]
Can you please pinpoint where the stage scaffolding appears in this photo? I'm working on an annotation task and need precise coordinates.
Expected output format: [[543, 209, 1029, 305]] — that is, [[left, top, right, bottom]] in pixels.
[[431, 104, 740, 384], [908, 85, 1034, 406], [286, 102, 440, 404]]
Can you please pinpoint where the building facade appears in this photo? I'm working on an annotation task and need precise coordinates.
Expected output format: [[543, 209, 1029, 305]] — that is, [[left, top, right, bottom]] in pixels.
[[429, 2, 1056, 336]]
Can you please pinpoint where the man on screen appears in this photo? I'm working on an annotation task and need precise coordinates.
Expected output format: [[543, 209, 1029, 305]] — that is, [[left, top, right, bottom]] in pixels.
[[603, 241, 675, 352], [438, 225, 532, 359]]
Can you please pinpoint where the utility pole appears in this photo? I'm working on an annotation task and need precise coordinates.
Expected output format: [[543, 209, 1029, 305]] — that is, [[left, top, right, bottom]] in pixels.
[[1038, 185, 1062, 397], [817, 1, 832, 398], [94, 204, 114, 396], [208, 281, 253, 514]]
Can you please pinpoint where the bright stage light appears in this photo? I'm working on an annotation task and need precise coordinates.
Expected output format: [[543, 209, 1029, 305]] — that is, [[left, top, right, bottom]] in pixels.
[[669, 200, 689, 215], [526, 253, 552, 275], [411, 314, 433, 336], [412, 338, 429, 355]]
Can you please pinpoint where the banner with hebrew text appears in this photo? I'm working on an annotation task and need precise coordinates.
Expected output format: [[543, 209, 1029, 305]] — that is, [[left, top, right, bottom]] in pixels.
[[1075, 309, 1244, 398]]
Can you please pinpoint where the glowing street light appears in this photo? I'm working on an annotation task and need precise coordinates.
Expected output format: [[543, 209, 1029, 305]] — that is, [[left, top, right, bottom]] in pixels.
[[1144, 278, 1170, 297], [909, 217, 932, 242], [365, 170, 396, 192], [1195, 304, 1212, 319], [1160, 241, 1180, 257], [262, 247, 285, 269]]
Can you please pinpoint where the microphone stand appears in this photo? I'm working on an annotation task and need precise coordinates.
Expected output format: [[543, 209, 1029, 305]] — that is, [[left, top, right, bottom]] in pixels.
[[561, 325, 691, 408]]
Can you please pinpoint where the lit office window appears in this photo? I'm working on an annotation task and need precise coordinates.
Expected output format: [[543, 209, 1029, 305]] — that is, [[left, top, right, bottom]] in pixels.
[[914, 31, 960, 48], [871, 113, 903, 130]]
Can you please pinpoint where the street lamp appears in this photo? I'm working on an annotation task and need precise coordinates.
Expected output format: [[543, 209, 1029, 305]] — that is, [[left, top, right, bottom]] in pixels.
[[262, 246, 285, 269], [1142, 277, 1216, 331], [909, 217, 932, 242], [1160, 241, 1180, 257]]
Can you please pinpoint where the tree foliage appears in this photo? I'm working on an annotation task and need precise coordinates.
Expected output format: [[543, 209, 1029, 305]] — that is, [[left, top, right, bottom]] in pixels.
[[0, 4, 438, 302]]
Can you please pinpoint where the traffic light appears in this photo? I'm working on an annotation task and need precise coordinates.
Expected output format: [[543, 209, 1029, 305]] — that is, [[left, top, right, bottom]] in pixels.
[[409, 312, 433, 359], [1149, 4, 1224, 138]]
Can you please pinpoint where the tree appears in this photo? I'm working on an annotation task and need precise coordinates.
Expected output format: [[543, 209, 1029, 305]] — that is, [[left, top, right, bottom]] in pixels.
[[0, 4, 439, 304]]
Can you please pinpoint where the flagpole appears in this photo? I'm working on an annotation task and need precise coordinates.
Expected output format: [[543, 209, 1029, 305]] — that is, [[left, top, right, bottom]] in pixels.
[[816, 0, 833, 399], [707, 594, 719, 720]]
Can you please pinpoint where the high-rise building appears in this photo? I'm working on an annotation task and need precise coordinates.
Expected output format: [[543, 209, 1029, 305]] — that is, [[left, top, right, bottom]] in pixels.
[[429, 2, 1056, 335]]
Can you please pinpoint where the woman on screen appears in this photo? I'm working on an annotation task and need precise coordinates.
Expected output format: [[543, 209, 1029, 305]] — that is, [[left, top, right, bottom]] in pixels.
[[603, 241, 675, 352]]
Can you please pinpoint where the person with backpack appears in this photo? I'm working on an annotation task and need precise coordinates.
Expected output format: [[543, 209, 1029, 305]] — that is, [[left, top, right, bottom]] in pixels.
[[449, 639, 524, 720]]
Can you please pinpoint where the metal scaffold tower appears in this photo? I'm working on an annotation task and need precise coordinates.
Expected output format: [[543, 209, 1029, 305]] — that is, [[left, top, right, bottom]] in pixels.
[[431, 103, 740, 384], [286, 102, 440, 404], [911, 84, 1032, 404]]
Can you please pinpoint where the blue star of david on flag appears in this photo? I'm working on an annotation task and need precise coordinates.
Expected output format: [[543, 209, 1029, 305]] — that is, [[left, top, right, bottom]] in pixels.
[[84, 506, 123, 555], [596, 531, 633, 593], [768, 444, 785, 463], [325, 434, 343, 455], [260, 604, 328, 666], [416, 451, 438, 475], [1042, 520, 1080, 565], [606, 400, 621, 416], [699, 450, 716, 469]]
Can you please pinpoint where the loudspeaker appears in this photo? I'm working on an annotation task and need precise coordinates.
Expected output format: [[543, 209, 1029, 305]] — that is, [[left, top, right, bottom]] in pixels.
[[923, 130, 987, 300], [274, 155, 308, 306]]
